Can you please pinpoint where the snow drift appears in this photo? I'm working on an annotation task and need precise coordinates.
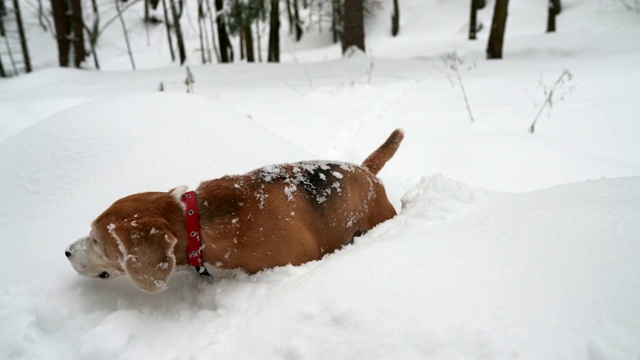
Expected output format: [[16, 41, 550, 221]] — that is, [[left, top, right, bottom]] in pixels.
[[1, 94, 639, 359]]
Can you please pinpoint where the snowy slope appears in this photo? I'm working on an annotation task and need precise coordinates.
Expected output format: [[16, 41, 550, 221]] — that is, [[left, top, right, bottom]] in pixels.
[[1, 96, 639, 358], [1, 0, 640, 358], [1, 108, 639, 358]]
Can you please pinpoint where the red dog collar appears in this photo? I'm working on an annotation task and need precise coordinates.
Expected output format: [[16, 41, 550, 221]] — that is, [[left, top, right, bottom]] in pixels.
[[180, 191, 211, 277]]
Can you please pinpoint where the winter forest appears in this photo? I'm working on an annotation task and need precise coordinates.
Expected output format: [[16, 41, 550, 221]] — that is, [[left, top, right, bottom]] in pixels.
[[3, 0, 562, 75], [1, 0, 640, 359]]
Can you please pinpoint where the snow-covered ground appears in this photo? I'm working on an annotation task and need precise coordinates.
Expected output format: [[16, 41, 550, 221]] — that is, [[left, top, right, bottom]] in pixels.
[[1, 0, 640, 358]]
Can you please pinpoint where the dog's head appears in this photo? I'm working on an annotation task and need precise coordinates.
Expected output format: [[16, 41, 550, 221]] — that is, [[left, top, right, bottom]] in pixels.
[[66, 188, 185, 293]]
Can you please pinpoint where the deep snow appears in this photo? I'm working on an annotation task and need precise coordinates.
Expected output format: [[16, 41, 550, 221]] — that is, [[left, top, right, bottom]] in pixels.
[[1, 0, 640, 358], [2, 97, 638, 359]]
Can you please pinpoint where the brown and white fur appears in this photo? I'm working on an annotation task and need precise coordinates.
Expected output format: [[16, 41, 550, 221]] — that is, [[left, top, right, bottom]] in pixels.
[[66, 129, 404, 293]]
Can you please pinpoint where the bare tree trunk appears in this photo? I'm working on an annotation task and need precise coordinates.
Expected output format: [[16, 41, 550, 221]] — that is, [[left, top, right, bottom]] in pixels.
[[37, 0, 49, 31], [255, 19, 262, 62], [331, 0, 340, 43], [51, 0, 87, 68], [239, 27, 245, 60], [318, 0, 323, 33], [88, 0, 100, 40], [547, 0, 561, 33], [170, 0, 187, 64], [70, 0, 86, 67], [115, 0, 136, 69], [204, 0, 220, 62], [83, 0, 100, 69], [243, 24, 254, 62], [391, 0, 399, 36], [84, 27, 100, 69], [161, 0, 176, 61], [51, 0, 71, 67], [1, 1, 6, 37], [197, 0, 206, 64], [268, 0, 279, 62], [469, 0, 479, 40], [2, 35, 19, 74], [293, 0, 302, 41], [13, 0, 31, 72], [285, 0, 293, 34], [84, 0, 101, 69], [0, 1, 6, 74], [486, 0, 509, 59], [0, 1, 8, 74], [201, 3, 212, 63], [144, 0, 150, 45], [0, 3, 9, 75], [215, 0, 233, 62], [342, 0, 365, 54]]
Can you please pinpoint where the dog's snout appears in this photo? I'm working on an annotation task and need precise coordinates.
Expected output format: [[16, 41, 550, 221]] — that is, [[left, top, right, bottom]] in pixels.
[[65, 244, 74, 258]]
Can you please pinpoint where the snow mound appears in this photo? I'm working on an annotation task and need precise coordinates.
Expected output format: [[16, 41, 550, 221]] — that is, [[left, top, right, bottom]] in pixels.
[[0, 92, 311, 212], [218, 176, 640, 359], [400, 174, 489, 223], [0, 102, 40, 143]]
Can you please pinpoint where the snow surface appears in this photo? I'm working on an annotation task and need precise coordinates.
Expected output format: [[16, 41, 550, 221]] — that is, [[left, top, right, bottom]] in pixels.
[[1, 0, 640, 358]]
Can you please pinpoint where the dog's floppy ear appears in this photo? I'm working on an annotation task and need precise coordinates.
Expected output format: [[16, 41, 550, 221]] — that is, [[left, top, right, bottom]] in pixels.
[[110, 218, 177, 293]]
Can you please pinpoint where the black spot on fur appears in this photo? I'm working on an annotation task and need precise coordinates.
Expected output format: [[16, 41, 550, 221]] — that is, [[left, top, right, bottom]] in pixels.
[[299, 164, 343, 210], [251, 161, 352, 214]]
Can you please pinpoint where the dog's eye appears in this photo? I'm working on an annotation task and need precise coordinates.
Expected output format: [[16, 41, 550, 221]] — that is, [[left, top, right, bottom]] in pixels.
[[98, 271, 110, 279], [92, 237, 98, 244]]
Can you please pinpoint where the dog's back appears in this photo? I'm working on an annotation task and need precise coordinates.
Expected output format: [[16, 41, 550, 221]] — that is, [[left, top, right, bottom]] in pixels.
[[194, 129, 404, 272]]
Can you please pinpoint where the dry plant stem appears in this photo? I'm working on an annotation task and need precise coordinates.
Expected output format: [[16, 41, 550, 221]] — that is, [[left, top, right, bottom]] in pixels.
[[440, 52, 475, 123], [529, 70, 571, 133], [185, 67, 194, 93], [456, 68, 474, 123]]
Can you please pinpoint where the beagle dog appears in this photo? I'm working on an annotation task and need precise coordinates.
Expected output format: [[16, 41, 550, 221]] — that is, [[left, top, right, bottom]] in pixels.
[[66, 129, 404, 293]]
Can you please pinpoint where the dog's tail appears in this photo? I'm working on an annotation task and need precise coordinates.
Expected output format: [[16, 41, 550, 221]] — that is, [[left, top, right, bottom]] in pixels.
[[361, 129, 404, 175]]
